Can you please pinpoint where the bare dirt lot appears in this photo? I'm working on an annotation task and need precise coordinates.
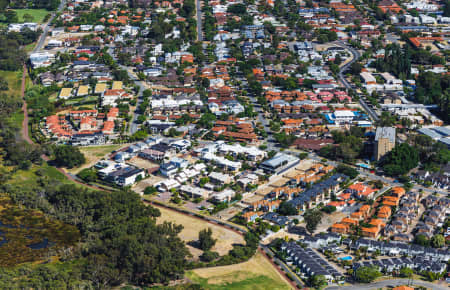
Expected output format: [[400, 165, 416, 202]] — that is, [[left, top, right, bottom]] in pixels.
[[154, 205, 245, 257], [69, 144, 123, 174], [132, 175, 164, 194], [315, 211, 348, 234], [127, 156, 159, 169]]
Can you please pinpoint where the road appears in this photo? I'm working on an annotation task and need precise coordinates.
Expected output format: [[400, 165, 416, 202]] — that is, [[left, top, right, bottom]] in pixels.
[[128, 75, 146, 135], [334, 41, 379, 122], [196, 0, 203, 41], [326, 279, 449, 290], [33, 0, 67, 53]]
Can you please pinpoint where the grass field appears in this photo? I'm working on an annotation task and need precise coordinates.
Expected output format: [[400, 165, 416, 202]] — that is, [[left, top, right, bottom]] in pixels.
[[13, 9, 50, 24], [7, 163, 70, 188], [186, 251, 293, 290], [155, 205, 245, 256], [68, 144, 123, 174], [0, 70, 23, 97]]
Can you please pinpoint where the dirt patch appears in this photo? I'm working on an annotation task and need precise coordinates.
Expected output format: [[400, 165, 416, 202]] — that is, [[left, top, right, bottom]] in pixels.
[[127, 156, 159, 169], [155, 205, 245, 256], [315, 211, 347, 234], [132, 175, 164, 194], [261, 229, 301, 245]]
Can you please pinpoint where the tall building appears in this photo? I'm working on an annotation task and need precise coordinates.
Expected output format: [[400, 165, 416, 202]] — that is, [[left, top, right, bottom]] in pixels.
[[374, 127, 396, 161]]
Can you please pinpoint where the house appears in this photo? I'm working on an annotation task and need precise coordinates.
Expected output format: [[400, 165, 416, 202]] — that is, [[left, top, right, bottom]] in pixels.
[[287, 174, 347, 211], [211, 189, 235, 203], [331, 223, 349, 234], [209, 172, 232, 184], [138, 149, 166, 162], [361, 226, 381, 238], [263, 212, 290, 226], [70, 132, 105, 146], [243, 211, 262, 222], [102, 89, 127, 106], [159, 162, 178, 177], [351, 204, 371, 220], [179, 185, 210, 199], [378, 206, 392, 220], [106, 166, 145, 187], [347, 183, 376, 199], [282, 241, 342, 282]]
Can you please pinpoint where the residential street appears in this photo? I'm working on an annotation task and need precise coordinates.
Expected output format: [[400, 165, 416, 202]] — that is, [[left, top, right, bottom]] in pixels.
[[326, 279, 449, 290], [33, 0, 67, 53]]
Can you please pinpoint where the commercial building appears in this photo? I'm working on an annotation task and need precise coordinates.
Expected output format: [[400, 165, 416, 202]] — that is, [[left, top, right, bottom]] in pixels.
[[260, 153, 299, 175]]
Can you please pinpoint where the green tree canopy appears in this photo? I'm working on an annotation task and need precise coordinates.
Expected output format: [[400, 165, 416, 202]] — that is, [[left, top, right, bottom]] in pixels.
[[54, 145, 86, 169], [198, 228, 217, 251], [355, 266, 381, 283]]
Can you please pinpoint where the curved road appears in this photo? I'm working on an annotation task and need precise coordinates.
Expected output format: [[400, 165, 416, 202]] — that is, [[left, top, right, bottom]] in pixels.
[[327, 279, 449, 290]]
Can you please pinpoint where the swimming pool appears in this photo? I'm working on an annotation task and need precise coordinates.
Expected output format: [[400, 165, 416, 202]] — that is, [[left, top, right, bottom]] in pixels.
[[338, 256, 353, 261]]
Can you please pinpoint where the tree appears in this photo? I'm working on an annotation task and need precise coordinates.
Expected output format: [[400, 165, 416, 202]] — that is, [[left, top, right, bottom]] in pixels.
[[198, 228, 216, 251], [54, 146, 86, 169], [445, 0, 450, 17], [77, 168, 97, 182], [430, 234, 445, 248], [278, 201, 298, 216], [303, 209, 323, 233], [5, 10, 18, 23], [355, 266, 381, 283], [399, 267, 414, 278], [322, 206, 336, 214], [350, 62, 362, 75], [414, 234, 430, 247], [144, 186, 157, 195], [227, 3, 246, 15], [200, 250, 219, 262], [381, 143, 419, 176], [299, 152, 308, 160], [336, 165, 359, 179], [22, 13, 34, 22], [307, 274, 327, 288]]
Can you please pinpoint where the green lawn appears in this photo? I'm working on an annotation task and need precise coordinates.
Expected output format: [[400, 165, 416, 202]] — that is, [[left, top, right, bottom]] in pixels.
[[186, 272, 290, 290], [13, 9, 50, 24]]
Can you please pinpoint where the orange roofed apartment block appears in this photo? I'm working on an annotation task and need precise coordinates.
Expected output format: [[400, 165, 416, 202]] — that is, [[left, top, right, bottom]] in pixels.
[[378, 0, 403, 14], [362, 218, 386, 238]]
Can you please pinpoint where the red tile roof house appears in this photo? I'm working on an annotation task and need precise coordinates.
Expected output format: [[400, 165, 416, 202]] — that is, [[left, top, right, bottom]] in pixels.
[[347, 183, 377, 199]]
